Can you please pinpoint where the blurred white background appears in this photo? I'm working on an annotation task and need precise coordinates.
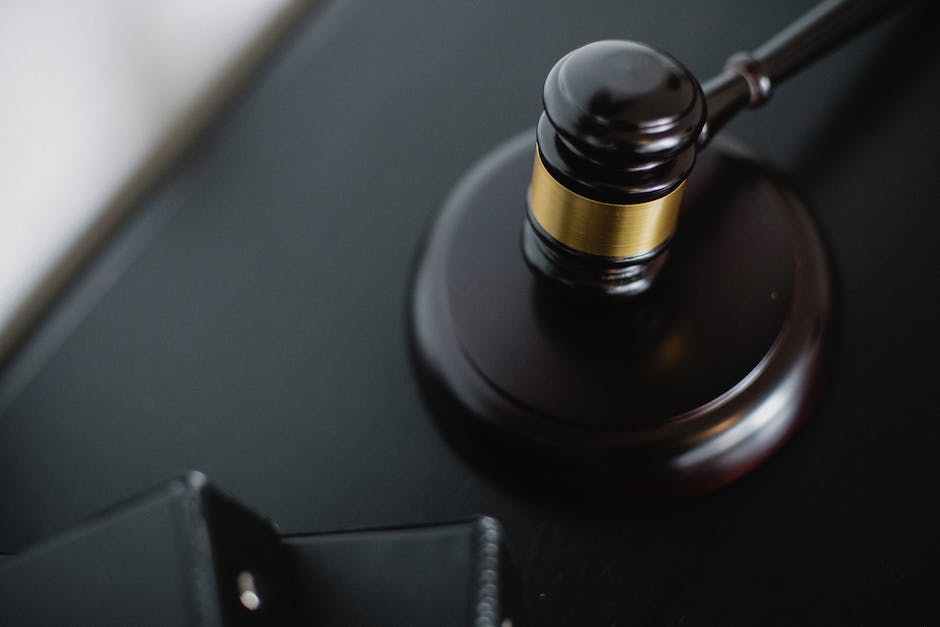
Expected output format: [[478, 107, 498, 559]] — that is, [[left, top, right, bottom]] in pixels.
[[0, 0, 300, 359]]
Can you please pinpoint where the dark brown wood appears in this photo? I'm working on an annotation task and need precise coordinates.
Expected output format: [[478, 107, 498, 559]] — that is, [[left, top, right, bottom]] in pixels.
[[703, 0, 899, 141], [529, 40, 706, 295], [411, 132, 837, 501], [528, 1, 898, 296], [538, 40, 704, 203]]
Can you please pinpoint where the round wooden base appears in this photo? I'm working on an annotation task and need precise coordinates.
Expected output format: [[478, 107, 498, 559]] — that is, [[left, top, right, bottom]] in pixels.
[[411, 131, 836, 502]]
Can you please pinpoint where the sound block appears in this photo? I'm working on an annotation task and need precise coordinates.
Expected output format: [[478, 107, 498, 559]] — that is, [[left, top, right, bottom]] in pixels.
[[411, 131, 836, 502]]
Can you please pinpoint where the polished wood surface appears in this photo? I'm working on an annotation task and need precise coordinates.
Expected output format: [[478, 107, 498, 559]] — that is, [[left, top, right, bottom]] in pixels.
[[413, 133, 835, 500]]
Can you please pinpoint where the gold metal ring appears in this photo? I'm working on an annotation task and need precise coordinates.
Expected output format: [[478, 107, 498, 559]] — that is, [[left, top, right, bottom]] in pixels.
[[528, 151, 685, 258]]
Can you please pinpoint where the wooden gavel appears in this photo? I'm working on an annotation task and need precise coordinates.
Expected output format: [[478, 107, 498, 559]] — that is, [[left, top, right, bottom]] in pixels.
[[411, 0, 900, 500], [524, 0, 896, 295]]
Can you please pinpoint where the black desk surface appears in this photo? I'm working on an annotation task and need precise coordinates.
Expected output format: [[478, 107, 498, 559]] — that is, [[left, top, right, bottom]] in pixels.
[[2, 1, 939, 624]]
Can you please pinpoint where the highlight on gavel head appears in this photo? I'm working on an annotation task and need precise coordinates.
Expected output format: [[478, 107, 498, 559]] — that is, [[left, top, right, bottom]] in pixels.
[[524, 40, 706, 295]]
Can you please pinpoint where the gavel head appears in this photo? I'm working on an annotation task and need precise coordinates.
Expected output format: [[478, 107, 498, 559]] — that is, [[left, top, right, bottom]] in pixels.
[[524, 40, 706, 295]]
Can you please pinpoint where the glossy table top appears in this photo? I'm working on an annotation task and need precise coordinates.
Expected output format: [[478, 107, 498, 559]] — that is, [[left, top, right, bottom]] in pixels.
[[1, 1, 938, 624]]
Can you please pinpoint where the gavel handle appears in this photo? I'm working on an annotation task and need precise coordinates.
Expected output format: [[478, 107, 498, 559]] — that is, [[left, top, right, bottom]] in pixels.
[[700, 0, 900, 145]]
